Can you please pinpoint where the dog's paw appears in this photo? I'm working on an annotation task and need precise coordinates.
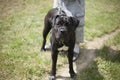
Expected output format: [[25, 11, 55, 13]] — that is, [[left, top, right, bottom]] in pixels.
[[49, 75, 55, 80], [71, 76, 76, 80], [70, 73, 76, 80], [40, 48, 46, 52]]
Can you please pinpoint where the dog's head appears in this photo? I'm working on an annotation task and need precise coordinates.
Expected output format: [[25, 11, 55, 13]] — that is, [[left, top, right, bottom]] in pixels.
[[51, 15, 79, 41]]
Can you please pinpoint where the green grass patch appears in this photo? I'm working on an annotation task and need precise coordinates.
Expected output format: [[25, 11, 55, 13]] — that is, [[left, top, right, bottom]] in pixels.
[[0, 0, 120, 80], [96, 32, 120, 80], [85, 0, 120, 40], [0, 0, 53, 79]]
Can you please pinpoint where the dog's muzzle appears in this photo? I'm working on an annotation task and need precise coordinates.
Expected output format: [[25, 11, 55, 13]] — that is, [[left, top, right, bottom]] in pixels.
[[59, 27, 67, 32], [56, 27, 68, 40]]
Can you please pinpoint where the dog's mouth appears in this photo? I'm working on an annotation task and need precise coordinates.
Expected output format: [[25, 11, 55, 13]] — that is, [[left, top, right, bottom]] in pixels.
[[55, 32, 69, 44], [56, 32, 67, 39]]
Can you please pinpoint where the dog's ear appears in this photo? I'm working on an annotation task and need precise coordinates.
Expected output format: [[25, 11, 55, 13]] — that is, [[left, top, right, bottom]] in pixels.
[[69, 17, 79, 30]]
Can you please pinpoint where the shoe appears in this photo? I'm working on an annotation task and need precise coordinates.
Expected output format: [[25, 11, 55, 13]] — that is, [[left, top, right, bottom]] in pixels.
[[73, 52, 79, 62], [73, 43, 80, 61]]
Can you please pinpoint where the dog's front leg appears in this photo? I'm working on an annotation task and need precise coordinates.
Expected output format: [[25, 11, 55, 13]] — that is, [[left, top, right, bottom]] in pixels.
[[68, 48, 76, 80], [49, 47, 58, 80]]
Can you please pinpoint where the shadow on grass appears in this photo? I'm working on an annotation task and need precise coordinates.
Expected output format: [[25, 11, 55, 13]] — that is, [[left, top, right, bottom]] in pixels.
[[75, 46, 120, 80], [75, 48, 103, 80], [41, 45, 120, 80], [99, 46, 120, 63], [77, 61, 104, 80]]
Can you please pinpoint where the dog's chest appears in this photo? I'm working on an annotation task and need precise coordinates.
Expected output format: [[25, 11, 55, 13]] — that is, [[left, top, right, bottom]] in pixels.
[[58, 45, 69, 51]]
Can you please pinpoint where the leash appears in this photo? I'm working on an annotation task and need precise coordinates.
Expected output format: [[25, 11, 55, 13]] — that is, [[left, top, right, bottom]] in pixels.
[[58, 0, 62, 15]]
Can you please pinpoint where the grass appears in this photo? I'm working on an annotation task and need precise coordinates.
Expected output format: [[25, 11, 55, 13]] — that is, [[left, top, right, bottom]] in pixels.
[[85, 0, 120, 40], [0, 0, 53, 80], [0, 0, 120, 80], [77, 32, 120, 80], [96, 32, 120, 80]]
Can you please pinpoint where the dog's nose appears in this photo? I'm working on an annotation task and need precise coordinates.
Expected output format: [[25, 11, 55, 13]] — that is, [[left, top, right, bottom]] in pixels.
[[60, 29, 65, 32], [60, 27, 67, 33]]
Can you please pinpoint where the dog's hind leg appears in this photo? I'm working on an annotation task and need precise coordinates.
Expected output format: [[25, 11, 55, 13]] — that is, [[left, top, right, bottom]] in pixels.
[[41, 19, 51, 51]]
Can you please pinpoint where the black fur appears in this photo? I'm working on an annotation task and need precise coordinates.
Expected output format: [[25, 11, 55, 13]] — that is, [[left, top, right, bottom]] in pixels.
[[41, 8, 79, 80]]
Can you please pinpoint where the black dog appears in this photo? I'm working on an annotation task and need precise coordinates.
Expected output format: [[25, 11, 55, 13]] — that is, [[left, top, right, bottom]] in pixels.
[[41, 8, 79, 80]]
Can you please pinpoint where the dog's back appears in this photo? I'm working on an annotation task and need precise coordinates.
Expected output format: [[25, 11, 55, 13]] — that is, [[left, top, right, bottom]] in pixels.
[[45, 8, 66, 26]]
